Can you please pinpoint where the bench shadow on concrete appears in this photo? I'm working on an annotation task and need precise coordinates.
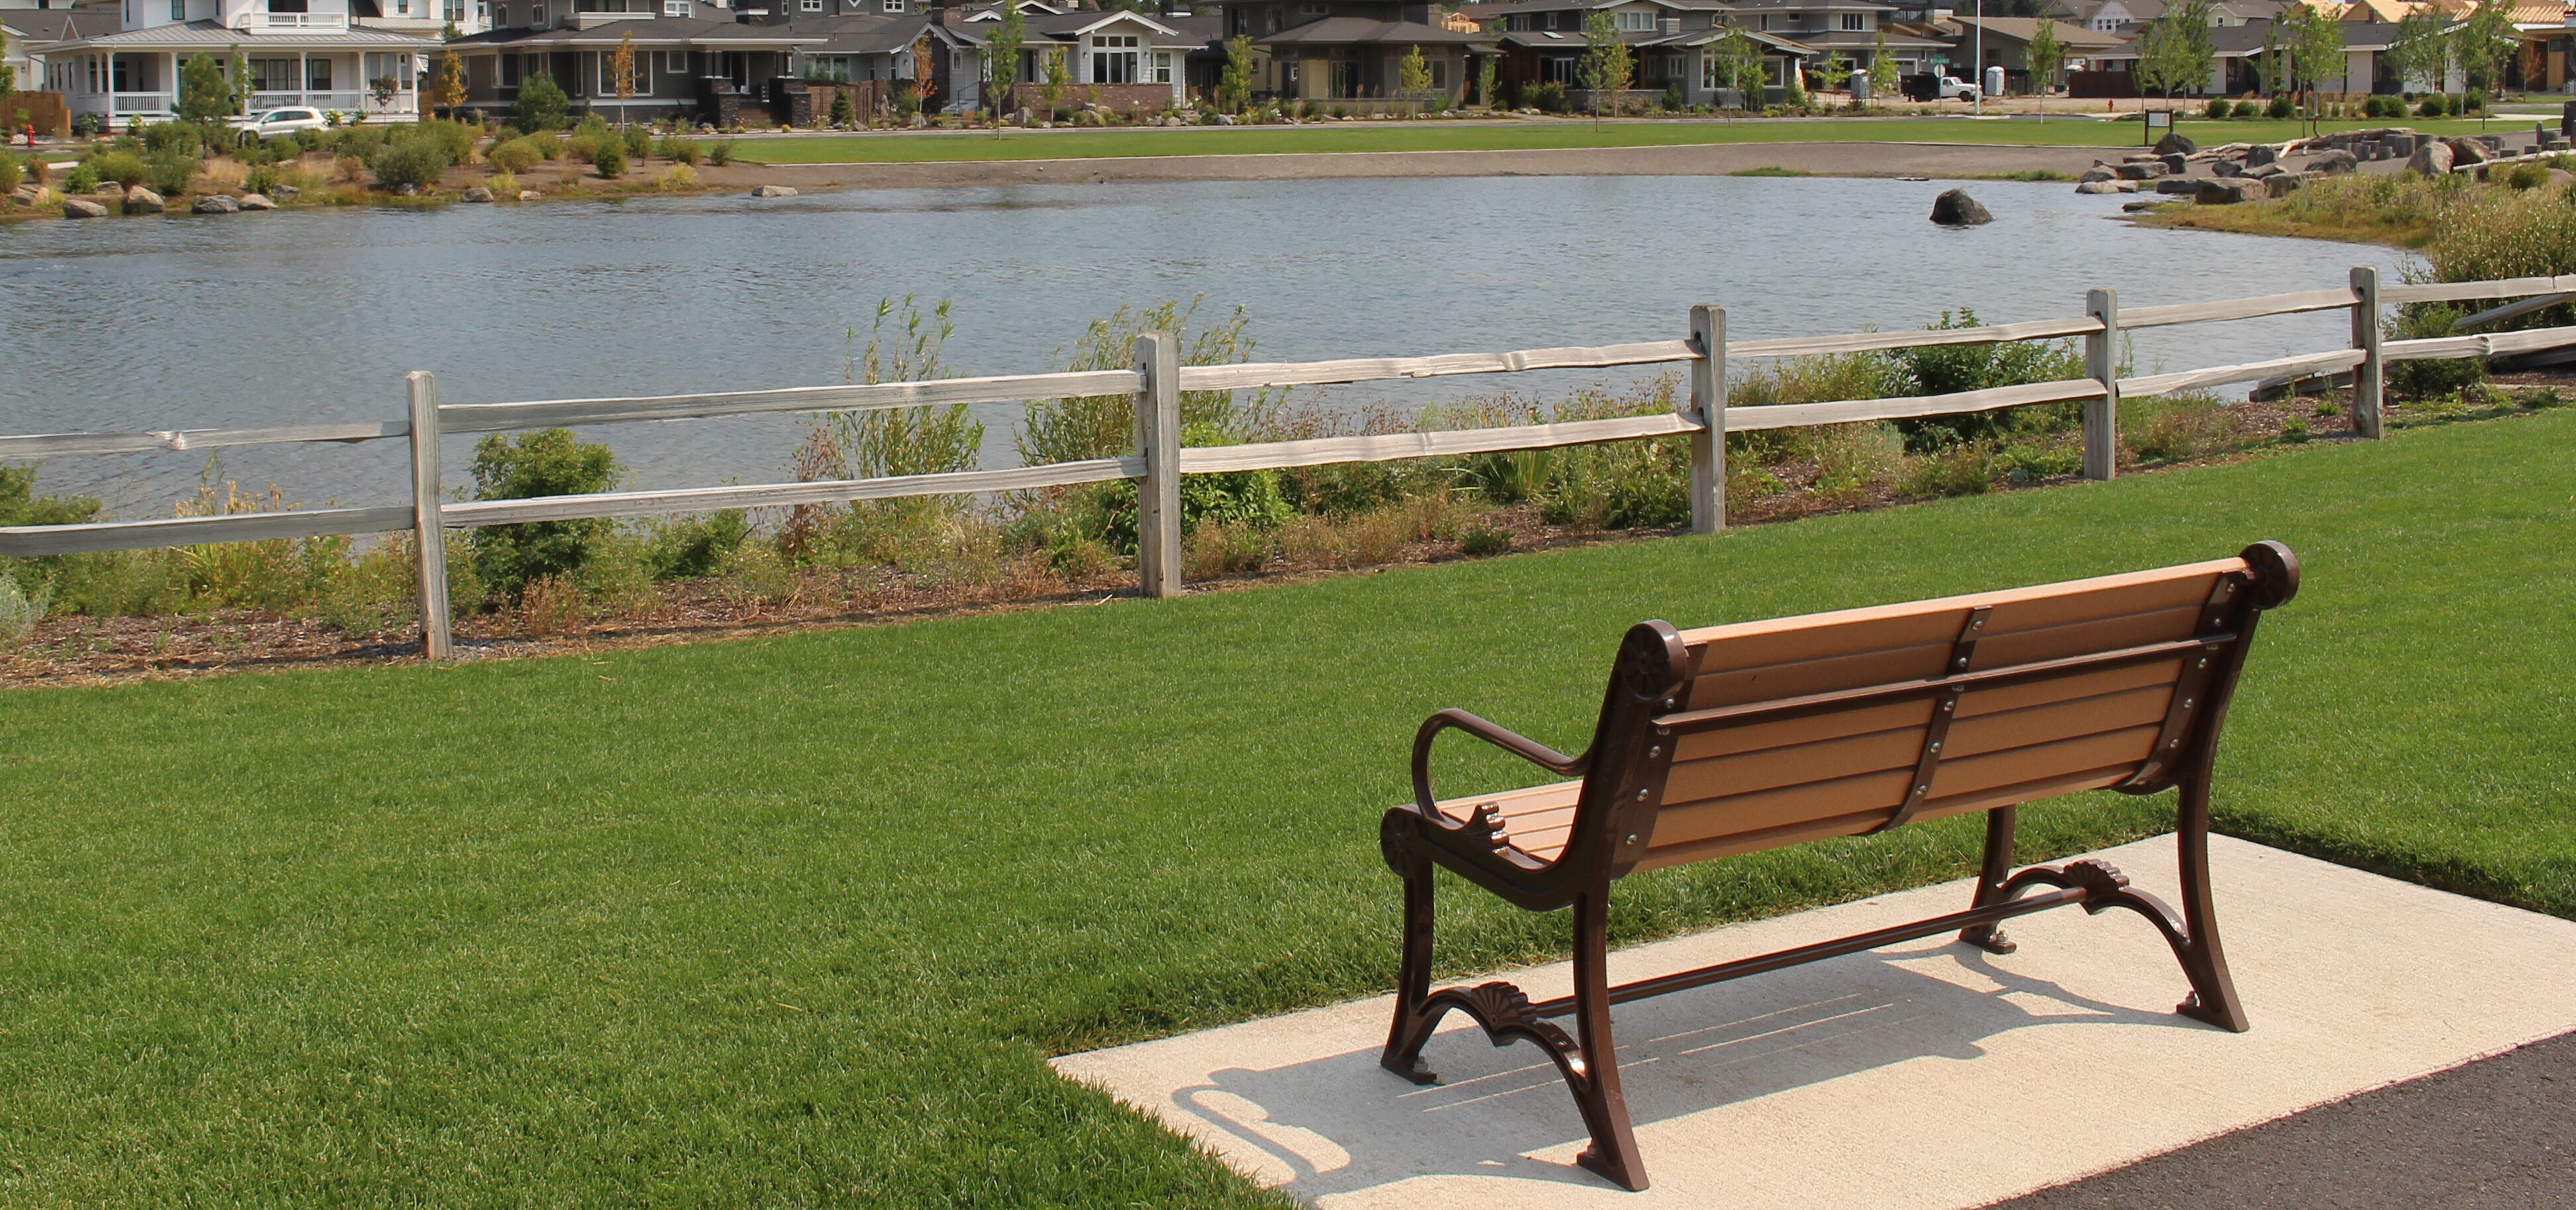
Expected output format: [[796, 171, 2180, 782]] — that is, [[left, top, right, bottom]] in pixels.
[[1165, 940, 2214, 1198]]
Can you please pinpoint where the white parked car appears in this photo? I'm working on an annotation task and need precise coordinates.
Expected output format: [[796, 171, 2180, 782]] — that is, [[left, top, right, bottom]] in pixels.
[[231, 107, 330, 138]]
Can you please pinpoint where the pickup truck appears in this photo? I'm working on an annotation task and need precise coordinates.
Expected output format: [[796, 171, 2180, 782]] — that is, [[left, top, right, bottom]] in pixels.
[[1900, 74, 1989, 101]]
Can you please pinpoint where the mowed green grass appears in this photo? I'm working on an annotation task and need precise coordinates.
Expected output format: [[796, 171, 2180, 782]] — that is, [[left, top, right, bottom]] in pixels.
[[729, 116, 2510, 164], [1, 410, 2569, 1205]]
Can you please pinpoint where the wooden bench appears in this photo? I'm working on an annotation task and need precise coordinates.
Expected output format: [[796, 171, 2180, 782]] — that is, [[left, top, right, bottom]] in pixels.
[[1377, 542, 2300, 1191]]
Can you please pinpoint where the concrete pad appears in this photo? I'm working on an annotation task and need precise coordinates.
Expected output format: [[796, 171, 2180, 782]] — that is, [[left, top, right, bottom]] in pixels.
[[1051, 836, 2576, 1208]]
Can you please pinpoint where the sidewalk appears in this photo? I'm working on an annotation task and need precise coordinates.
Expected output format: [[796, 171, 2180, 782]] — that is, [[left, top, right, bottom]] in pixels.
[[1053, 834, 2576, 1208]]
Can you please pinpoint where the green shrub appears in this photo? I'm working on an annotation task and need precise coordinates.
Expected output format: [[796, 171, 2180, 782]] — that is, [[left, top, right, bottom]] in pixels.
[[2280, 415, 2310, 442], [661, 136, 703, 165], [370, 137, 451, 190], [1456, 524, 1511, 556], [525, 129, 563, 160], [0, 565, 49, 646], [2268, 94, 2294, 119], [590, 137, 627, 176], [1897, 444, 1994, 497], [622, 127, 653, 161], [1990, 440, 2082, 483], [515, 74, 570, 132], [643, 510, 751, 580], [485, 136, 542, 174], [2123, 393, 2241, 463], [2462, 88, 2485, 113], [466, 429, 622, 603], [144, 152, 197, 196], [63, 163, 99, 193], [411, 119, 479, 165], [2386, 304, 2491, 399], [828, 87, 857, 127], [706, 139, 735, 166], [1890, 309, 2088, 451], [2206, 99, 2232, 119], [2420, 93, 2448, 117], [0, 154, 21, 194], [85, 149, 150, 187], [1525, 81, 1567, 113], [2505, 163, 2549, 191]]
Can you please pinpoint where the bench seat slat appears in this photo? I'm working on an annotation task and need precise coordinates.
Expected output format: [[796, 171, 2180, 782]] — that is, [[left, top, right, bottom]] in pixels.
[[1434, 781, 1583, 863]]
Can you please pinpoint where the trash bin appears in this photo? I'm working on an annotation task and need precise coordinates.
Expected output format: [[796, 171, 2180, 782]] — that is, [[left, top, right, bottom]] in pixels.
[[1852, 75, 1872, 103]]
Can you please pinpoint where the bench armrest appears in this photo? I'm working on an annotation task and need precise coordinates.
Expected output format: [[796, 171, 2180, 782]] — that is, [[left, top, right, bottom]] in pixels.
[[1412, 708, 1589, 817]]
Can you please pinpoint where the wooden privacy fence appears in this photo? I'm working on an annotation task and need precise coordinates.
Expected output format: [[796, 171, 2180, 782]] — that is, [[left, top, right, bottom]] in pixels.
[[5, 266, 2571, 659]]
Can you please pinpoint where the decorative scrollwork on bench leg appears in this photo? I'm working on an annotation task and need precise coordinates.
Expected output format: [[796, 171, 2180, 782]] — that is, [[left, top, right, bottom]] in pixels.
[[1379, 886, 1649, 1191], [1984, 833, 2248, 1034], [1958, 807, 2021, 954]]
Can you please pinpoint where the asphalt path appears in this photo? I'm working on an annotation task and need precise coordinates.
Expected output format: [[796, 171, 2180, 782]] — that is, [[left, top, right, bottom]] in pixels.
[[1987, 1029, 2576, 1209]]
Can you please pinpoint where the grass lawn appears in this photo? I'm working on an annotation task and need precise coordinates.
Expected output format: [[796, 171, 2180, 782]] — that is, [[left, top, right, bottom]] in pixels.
[[2, 409, 2569, 1205], [729, 116, 2516, 164]]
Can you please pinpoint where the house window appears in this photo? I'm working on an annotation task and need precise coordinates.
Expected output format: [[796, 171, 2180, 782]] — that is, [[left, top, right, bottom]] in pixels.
[[802, 0, 821, 10], [665, 51, 688, 73], [1091, 35, 1138, 83], [1841, 13, 1864, 30], [307, 58, 333, 89], [1757, 14, 1768, 29], [665, 0, 690, 13], [249, 57, 297, 90], [1428, 58, 1445, 88], [169, 0, 183, 20], [881, 0, 904, 11], [1297, 1, 1325, 13], [445, 0, 463, 20], [600, 53, 646, 91], [1541, 54, 1576, 83], [501, 53, 521, 84], [1614, 11, 1650, 30], [1154, 50, 1171, 83]]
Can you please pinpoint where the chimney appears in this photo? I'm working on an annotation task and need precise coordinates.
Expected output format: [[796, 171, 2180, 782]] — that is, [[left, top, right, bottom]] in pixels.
[[1660, 15, 1678, 34]]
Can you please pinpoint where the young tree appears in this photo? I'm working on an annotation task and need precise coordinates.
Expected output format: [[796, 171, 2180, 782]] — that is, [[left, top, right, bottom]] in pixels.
[[2280, 2, 2344, 121], [2385, 9, 2451, 95], [987, 0, 1025, 118], [1722, 25, 1766, 108], [516, 72, 568, 131], [1040, 45, 1071, 117], [1868, 30, 1902, 101], [2455, 0, 2517, 93], [176, 52, 235, 125], [1817, 51, 1852, 94], [911, 31, 939, 115], [2025, 19, 2065, 100], [2135, 0, 2215, 108], [611, 32, 640, 126], [1476, 53, 1497, 108], [1400, 44, 1433, 101], [1216, 34, 1252, 113], [828, 85, 857, 126], [1578, 10, 1633, 126]]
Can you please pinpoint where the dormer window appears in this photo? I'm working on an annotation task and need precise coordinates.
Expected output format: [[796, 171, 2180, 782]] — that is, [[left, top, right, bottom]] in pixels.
[[1841, 13, 1863, 29], [1613, 11, 1650, 30]]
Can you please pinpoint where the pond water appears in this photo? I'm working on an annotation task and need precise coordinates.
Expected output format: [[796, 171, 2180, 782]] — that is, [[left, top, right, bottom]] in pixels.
[[0, 176, 2410, 516]]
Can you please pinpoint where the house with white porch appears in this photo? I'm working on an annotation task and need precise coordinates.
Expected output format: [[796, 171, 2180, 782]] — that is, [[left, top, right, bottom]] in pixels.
[[38, 0, 441, 123]]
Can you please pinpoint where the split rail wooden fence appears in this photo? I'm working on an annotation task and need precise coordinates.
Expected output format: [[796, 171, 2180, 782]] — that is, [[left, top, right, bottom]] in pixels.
[[5, 266, 2571, 660]]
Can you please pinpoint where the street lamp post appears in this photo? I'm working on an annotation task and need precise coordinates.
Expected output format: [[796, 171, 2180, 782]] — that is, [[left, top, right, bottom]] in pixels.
[[1971, 0, 1982, 115]]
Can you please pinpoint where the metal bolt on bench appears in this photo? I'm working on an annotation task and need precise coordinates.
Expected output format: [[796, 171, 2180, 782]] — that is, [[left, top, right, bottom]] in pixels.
[[1377, 542, 2300, 1191]]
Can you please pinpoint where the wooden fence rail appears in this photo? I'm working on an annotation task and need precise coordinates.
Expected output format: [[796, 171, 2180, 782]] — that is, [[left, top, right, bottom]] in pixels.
[[6, 266, 2574, 659]]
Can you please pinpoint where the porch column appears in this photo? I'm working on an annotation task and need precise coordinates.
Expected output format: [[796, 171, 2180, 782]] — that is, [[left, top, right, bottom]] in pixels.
[[168, 52, 178, 112], [299, 52, 309, 107]]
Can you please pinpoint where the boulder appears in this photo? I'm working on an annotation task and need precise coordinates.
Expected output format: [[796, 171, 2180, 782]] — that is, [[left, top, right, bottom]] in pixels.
[[2384, 134, 2417, 156], [2213, 160, 2243, 177], [238, 193, 276, 210], [2078, 166, 2117, 183], [2074, 179, 2135, 194], [2195, 178, 2260, 205], [2247, 143, 2279, 167], [462, 185, 494, 202], [2306, 148, 2359, 176], [273, 184, 302, 201], [2160, 152, 2189, 175], [749, 184, 798, 197], [122, 185, 164, 214], [2122, 199, 2164, 212], [2445, 138, 2489, 166], [191, 193, 239, 215], [2265, 172, 2309, 199], [2115, 162, 2160, 180], [61, 197, 110, 218], [2245, 162, 2286, 179], [2157, 177, 2201, 195], [2155, 131, 2198, 156], [1929, 188, 1992, 226], [517, 189, 543, 201], [2408, 139, 2455, 176]]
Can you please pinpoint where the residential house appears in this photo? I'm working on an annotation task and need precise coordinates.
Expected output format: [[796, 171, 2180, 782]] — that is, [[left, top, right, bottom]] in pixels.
[[449, 3, 819, 123], [954, 5, 1203, 112], [1937, 15, 2126, 90], [1198, 0, 1495, 103], [2042, 0, 2283, 34], [350, 0, 491, 38], [37, 0, 441, 122], [1724, 0, 1947, 79], [3, 5, 89, 93], [1476, 0, 1802, 107]]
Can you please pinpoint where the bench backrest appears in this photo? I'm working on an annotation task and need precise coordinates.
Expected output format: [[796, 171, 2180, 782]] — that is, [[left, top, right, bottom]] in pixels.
[[1570, 544, 2298, 880]]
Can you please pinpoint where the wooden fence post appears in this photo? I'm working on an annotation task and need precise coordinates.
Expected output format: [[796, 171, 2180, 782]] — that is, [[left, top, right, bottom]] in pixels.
[[1134, 332, 1183, 599], [406, 371, 453, 661], [1688, 304, 1726, 534], [2349, 265, 2384, 439], [2083, 288, 2120, 481]]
